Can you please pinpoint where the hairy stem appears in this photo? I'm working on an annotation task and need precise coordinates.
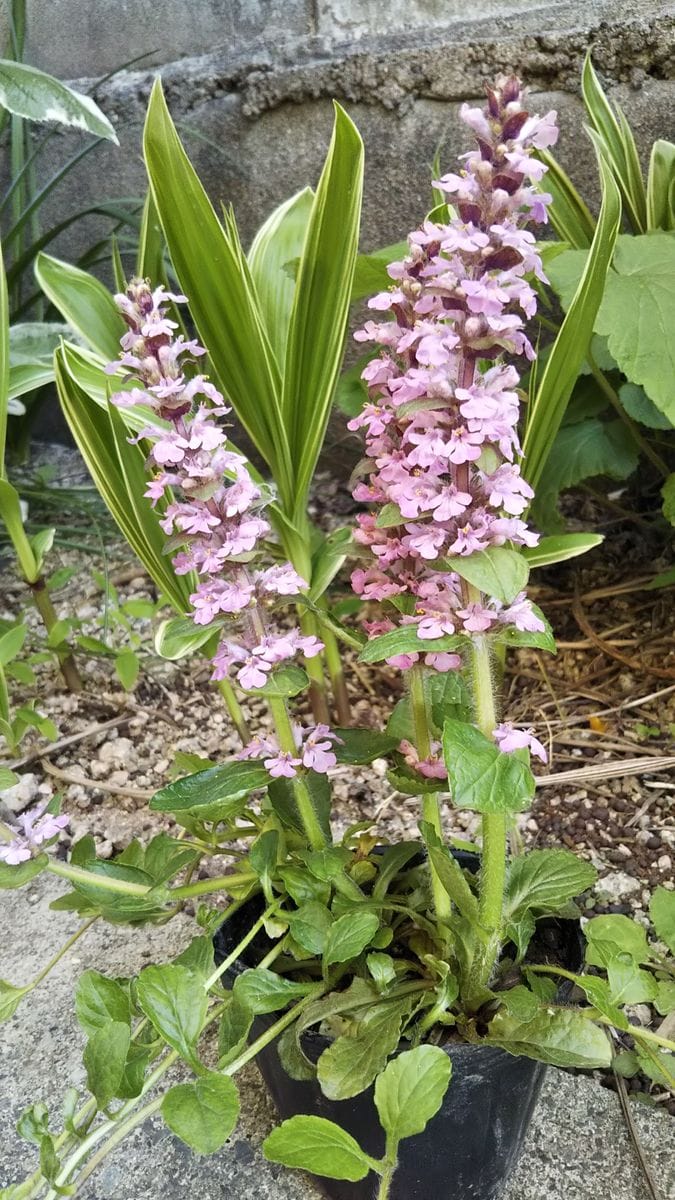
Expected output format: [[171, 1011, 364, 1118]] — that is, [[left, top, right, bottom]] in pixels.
[[267, 695, 327, 850], [29, 578, 83, 693], [216, 678, 250, 745], [409, 666, 451, 926], [469, 618, 507, 994]]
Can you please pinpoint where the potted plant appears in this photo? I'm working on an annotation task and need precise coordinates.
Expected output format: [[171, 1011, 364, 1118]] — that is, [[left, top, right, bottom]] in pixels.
[[2, 73, 674, 1200]]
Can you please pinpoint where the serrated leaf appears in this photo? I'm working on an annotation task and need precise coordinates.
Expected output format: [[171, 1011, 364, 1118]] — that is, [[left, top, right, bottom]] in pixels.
[[650, 887, 675, 955], [505, 850, 597, 921], [595, 232, 675, 421], [263, 1115, 373, 1181], [443, 720, 535, 814], [83, 1021, 131, 1108], [323, 912, 379, 968], [161, 1073, 239, 1154], [75, 971, 131, 1037], [233, 968, 314, 1015], [359, 627, 465, 664], [150, 762, 268, 815], [445, 547, 529, 605], [584, 914, 651, 967], [487, 1007, 611, 1068], [332, 728, 398, 765], [374, 1045, 452, 1143], [316, 996, 414, 1100], [137, 964, 207, 1068], [286, 902, 334, 956]]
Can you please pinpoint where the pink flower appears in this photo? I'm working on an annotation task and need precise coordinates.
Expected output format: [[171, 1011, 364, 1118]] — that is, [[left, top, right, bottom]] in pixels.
[[301, 725, 343, 774], [264, 749, 302, 778], [457, 603, 495, 633], [493, 722, 547, 763], [0, 802, 69, 865]]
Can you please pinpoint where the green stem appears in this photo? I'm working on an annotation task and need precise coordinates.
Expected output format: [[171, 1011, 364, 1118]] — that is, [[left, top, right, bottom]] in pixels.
[[409, 666, 451, 926], [320, 614, 352, 725], [204, 902, 280, 990], [267, 695, 327, 850], [469, 620, 507, 993], [529, 965, 675, 1054], [587, 352, 670, 480], [376, 1161, 396, 1200], [29, 578, 83, 693], [170, 871, 257, 899], [29, 915, 98, 990], [216, 679, 250, 745], [298, 608, 331, 725], [46, 860, 151, 895]]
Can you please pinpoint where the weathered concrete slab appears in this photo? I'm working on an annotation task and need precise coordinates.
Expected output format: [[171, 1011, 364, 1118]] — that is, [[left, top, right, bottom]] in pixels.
[[1, 875, 673, 1200]]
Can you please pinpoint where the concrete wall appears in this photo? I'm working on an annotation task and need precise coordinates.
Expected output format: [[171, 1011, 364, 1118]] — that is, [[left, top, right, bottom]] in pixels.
[[3, 1, 674, 447]]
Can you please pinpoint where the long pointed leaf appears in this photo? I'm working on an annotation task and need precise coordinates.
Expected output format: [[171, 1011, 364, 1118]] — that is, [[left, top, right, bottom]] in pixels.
[[142, 79, 294, 504], [0, 234, 8, 471], [523, 153, 621, 491], [537, 150, 595, 249], [247, 187, 314, 366], [647, 140, 675, 231], [282, 102, 364, 523], [581, 54, 646, 234], [34, 252, 124, 360], [55, 343, 193, 612]]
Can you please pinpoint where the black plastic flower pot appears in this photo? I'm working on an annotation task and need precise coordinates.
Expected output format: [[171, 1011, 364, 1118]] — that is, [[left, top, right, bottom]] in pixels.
[[214, 851, 582, 1200]]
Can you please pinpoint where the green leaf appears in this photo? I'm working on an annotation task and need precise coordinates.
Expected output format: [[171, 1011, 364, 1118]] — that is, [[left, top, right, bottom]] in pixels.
[[445, 547, 529, 605], [0, 854, 48, 890], [268, 770, 332, 843], [366, 953, 397, 991], [136, 964, 207, 1068], [263, 1115, 374, 1182], [584, 914, 651, 967], [352, 242, 408, 301], [0, 60, 118, 142], [150, 762, 268, 816], [316, 996, 414, 1100], [278, 865, 330, 908], [250, 665, 309, 698], [247, 187, 314, 366], [418, 822, 478, 922], [282, 104, 364, 521], [594, 232, 675, 421], [324, 912, 379, 968], [619, 382, 672, 431], [54, 345, 194, 614], [286, 901, 334, 956], [161, 1073, 239, 1154], [487, 1007, 611, 1068], [154, 617, 216, 661], [75, 971, 131, 1037], [523, 154, 621, 492], [523, 533, 603, 568], [359, 626, 465, 664], [536, 149, 595, 248], [581, 53, 646, 235], [115, 649, 139, 691], [661, 475, 675, 527], [0, 478, 38, 580], [374, 1046, 452, 1143], [650, 887, 675, 955], [443, 720, 535, 814], [0, 622, 27, 665], [647, 139, 675, 232], [332, 728, 398, 765], [0, 978, 32, 1022], [233, 967, 315, 1015], [175, 935, 215, 979], [495, 610, 556, 656], [217, 997, 252, 1066], [505, 850, 597, 921], [17, 1103, 50, 1145], [143, 79, 293, 505], [655, 980, 675, 1016], [35, 253, 124, 360], [532, 418, 639, 531], [83, 1021, 131, 1108]]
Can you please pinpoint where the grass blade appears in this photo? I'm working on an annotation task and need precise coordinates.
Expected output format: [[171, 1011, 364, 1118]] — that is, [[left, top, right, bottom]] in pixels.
[[537, 149, 595, 249], [581, 53, 646, 233]]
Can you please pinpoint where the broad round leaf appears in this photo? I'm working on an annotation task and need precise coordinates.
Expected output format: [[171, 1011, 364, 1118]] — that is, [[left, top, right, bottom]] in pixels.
[[374, 1046, 452, 1143], [162, 1073, 239, 1154], [263, 1115, 373, 1181]]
